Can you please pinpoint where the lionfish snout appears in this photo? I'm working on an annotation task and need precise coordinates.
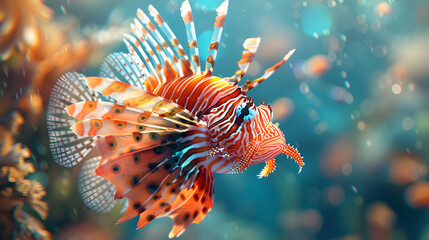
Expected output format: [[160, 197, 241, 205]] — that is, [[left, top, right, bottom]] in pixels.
[[253, 122, 305, 173], [252, 122, 286, 164]]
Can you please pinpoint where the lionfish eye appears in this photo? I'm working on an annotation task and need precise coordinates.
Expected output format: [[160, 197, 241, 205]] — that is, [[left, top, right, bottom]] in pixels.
[[237, 103, 255, 122]]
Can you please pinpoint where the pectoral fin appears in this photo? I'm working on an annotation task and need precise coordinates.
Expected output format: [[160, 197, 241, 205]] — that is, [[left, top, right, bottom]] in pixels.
[[257, 158, 276, 178]]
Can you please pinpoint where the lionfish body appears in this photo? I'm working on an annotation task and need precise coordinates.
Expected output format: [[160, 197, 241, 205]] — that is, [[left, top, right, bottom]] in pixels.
[[47, 1, 304, 238]]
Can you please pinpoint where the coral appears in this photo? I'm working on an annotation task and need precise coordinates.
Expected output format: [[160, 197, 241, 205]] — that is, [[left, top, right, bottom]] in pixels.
[[0, 112, 50, 239]]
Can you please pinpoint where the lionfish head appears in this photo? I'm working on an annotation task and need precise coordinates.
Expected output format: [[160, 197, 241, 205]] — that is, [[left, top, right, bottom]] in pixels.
[[251, 103, 304, 175], [251, 103, 286, 163]]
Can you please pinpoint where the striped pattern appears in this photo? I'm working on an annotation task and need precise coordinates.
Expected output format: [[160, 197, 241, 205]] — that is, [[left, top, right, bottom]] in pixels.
[[180, 0, 201, 74], [226, 37, 261, 85], [46, 72, 101, 167], [205, 0, 229, 75], [47, 1, 303, 238], [242, 49, 296, 91]]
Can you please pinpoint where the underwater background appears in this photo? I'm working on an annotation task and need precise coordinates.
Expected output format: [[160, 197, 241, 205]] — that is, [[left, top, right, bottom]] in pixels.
[[1, 0, 429, 239]]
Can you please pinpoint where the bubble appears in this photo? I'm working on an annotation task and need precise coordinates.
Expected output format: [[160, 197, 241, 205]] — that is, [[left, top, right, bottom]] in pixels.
[[341, 164, 352, 175], [371, 19, 382, 31], [374, 44, 388, 57], [271, 97, 295, 121], [307, 108, 319, 121], [327, 0, 337, 8], [325, 185, 345, 206], [402, 116, 415, 131], [407, 83, 415, 92], [416, 140, 423, 150], [405, 181, 429, 208], [23, 27, 39, 47], [344, 81, 350, 89], [367, 202, 396, 229], [366, 139, 372, 147], [390, 154, 426, 185], [391, 84, 402, 94], [299, 82, 310, 94], [315, 121, 329, 134], [356, 14, 367, 25], [60, 5, 67, 14], [305, 54, 331, 77], [374, 2, 393, 16], [355, 196, 364, 205], [357, 121, 366, 131]]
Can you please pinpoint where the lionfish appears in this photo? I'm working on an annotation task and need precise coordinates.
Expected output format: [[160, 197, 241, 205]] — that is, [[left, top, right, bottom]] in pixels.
[[47, 0, 304, 238]]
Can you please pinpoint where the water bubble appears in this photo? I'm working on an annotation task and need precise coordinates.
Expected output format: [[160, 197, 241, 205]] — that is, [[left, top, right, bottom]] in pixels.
[[60, 5, 67, 14], [357, 14, 367, 25], [402, 116, 415, 131], [357, 121, 366, 131], [391, 84, 402, 94], [327, 0, 337, 8], [341, 164, 352, 175], [300, 82, 310, 94], [374, 2, 393, 16], [344, 81, 350, 89], [366, 139, 373, 147], [416, 140, 423, 150]]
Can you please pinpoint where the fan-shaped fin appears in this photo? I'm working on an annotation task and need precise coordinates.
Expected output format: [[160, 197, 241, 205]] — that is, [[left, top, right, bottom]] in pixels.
[[205, 0, 229, 75], [241, 49, 295, 91], [130, 22, 164, 83], [94, 132, 182, 162], [66, 101, 193, 129], [167, 167, 214, 238], [148, 5, 194, 77], [137, 8, 182, 77], [180, 0, 201, 74], [123, 34, 161, 92], [70, 119, 184, 137], [99, 52, 146, 90], [83, 77, 189, 117], [47, 72, 100, 167], [78, 156, 119, 213]]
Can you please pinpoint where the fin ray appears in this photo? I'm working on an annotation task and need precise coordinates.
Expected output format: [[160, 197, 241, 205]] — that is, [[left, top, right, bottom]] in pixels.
[[47, 72, 101, 167]]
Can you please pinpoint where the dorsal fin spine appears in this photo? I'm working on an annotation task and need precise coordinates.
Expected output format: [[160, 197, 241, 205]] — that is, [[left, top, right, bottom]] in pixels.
[[205, 0, 229, 75], [180, 0, 201, 74]]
